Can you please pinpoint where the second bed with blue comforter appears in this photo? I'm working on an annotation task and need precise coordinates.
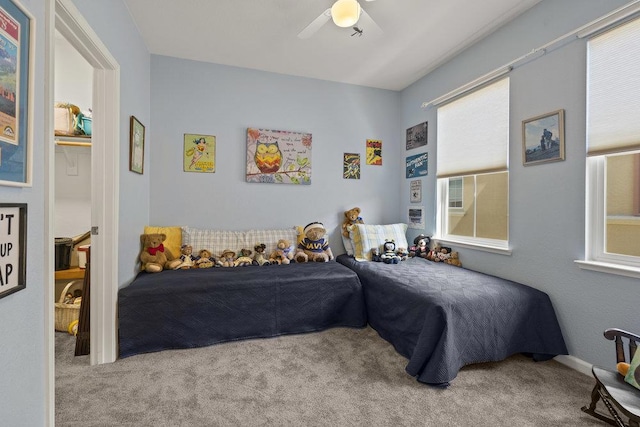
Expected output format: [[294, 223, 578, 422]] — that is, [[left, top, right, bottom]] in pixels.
[[336, 254, 568, 386]]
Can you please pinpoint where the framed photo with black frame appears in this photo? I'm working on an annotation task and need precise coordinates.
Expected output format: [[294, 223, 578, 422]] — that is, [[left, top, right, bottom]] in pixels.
[[0, 203, 27, 299], [129, 115, 145, 174]]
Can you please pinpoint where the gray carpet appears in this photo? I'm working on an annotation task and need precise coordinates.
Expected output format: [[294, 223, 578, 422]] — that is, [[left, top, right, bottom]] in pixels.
[[56, 327, 604, 426]]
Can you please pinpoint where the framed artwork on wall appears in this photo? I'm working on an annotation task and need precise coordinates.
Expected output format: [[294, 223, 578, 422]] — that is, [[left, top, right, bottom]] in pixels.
[[406, 121, 427, 151], [246, 128, 311, 184], [366, 139, 382, 165], [0, 0, 34, 187], [522, 109, 565, 166], [406, 152, 428, 178], [129, 116, 145, 174], [410, 179, 421, 203], [343, 153, 360, 179], [0, 203, 27, 299], [408, 206, 425, 229], [183, 134, 215, 173]]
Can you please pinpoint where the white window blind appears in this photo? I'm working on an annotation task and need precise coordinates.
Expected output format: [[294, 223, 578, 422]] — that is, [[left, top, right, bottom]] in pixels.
[[587, 17, 640, 156], [436, 78, 509, 178]]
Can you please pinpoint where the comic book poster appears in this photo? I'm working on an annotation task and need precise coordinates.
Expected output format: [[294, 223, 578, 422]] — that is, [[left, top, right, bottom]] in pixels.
[[246, 128, 311, 184], [406, 152, 428, 178], [406, 122, 427, 150], [366, 139, 382, 165], [343, 153, 360, 179], [0, 7, 19, 146], [183, 134, 215, 173]]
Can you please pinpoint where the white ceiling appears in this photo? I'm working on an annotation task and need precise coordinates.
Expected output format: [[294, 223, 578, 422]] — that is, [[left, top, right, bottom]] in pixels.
[[122, 0, 541, 91]]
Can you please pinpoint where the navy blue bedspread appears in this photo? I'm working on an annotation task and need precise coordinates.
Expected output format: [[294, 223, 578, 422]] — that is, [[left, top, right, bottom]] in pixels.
[[119, 261, 366, 358], [336, 255, 568, 386]]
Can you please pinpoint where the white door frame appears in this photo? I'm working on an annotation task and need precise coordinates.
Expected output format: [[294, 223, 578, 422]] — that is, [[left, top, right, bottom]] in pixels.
[[45, 0, 119, 423]]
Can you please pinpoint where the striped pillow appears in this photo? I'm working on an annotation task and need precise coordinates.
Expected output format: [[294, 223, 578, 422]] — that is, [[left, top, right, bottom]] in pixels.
[[245, 228, 299, 257], [350, 223, 409, 261], [181, 226, 244, 258]]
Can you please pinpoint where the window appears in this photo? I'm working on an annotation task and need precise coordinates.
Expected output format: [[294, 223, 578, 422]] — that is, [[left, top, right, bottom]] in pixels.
[[583, 17, 640, 274], [448, 178, 463, 209], [436, 78, 510, 250]]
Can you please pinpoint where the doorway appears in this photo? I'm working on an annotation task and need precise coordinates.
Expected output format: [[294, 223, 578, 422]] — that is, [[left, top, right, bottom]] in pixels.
[[46, 1, 120, 419]]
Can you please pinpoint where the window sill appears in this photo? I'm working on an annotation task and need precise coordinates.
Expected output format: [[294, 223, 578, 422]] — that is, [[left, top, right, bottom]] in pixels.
[[574, 260, 640, 279], [434, 237, 512, 255]]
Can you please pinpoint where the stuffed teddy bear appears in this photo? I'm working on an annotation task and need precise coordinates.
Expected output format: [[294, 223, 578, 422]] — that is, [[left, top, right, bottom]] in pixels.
[[139, 233, 181, 273], [445, 251, 462, 267], [252, 243, 271, 266], [409, 234, 431, 258], [380, 239, 401, 264], [270, 239, 294, 265], [434, 247, 452, 263], [396, 247, 409, 261], [295, 222, 334, 262], [371, 247, 382, 262], [341, 207, 364, 237], [234, 248, 253, 267], [174, 244, 197, 269], [217, 249, 236, 267], [195, 249, 215, 268]]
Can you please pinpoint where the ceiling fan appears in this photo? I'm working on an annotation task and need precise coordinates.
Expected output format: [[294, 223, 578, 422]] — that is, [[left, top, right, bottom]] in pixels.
[[297, 0, 381, 39]]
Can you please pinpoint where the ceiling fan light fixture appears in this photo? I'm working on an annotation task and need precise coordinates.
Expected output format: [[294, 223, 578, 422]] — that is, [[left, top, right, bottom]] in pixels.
[[331, 0, 361, 28]]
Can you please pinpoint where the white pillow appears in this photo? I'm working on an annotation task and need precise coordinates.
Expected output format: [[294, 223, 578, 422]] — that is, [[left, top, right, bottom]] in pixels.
[[349, 223, 409, 261], [341, 234, 355, 256], [245, 228, 298, 256]]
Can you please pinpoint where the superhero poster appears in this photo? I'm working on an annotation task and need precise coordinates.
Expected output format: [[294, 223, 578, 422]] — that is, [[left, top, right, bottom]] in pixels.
[[343, 153, 360, 179], [366, 139, 382, 165], [183, 134, 215, 173], [246, 128, 312, 185]]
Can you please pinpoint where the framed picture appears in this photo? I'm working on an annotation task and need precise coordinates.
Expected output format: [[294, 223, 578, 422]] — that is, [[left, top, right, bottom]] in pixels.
[[410, 179, 421, 203], [406, 121, 427, 151], [343, 153, 360, 179], [407, 206, 425, 229], [246, 128, 311, 184], [522, 109, 565, 166], [129, 116, 145, 174], [366, 139, 382, 165], [406, 152, 428, 178], [184, 134, 215, 173], [0, 1, 34, 187], [0, 203, 26, 299]]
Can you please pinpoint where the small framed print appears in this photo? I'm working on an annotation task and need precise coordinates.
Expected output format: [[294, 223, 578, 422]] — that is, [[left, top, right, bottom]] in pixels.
[[129, 116, 145, 174], [410, 180, 421, 203], [0, 203, 26, 299], [408, 206, 425, 229], [406, 121, 427, 151], [184, 134, 215, 173], [522, 109, 565, 166]]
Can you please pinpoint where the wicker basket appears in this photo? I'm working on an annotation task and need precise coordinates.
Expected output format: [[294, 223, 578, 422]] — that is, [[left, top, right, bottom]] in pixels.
[[55, 280, 83, 332]]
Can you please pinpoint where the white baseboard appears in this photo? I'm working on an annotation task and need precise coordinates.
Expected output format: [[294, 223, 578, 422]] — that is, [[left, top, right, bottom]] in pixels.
[[554, 354, 593, 377]]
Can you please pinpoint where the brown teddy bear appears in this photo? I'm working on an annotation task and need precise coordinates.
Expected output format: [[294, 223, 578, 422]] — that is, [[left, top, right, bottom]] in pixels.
[[174, 244, 197, 269], [140, 233, 181, 273], [253, 243, 271, 266], [341, 207, 364, 237], [270, 239, 294, 265], [234, 248, 253, 267], [445, 251, 462, 267], [195, 249, 215, 268], [218, 249, 236, 267], [295, 222, 334, 262]]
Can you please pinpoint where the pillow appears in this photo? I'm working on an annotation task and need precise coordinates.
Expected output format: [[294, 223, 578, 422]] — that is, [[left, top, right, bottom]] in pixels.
[[342, 234, 355, 256], [144, 226, 182, 257], [625, 349, 640, 390], [181, 226, 244, 258], [350, 223, 409, 261], [245, 228, 299, 256]]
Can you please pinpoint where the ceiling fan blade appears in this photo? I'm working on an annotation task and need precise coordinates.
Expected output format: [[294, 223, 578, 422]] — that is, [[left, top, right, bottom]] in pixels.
[[358, 8, 383, 36], [297, 8, 332, 39]]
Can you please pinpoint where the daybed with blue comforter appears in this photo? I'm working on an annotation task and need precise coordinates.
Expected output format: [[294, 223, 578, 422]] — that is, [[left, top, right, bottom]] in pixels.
[[336, 254, 568, 386]]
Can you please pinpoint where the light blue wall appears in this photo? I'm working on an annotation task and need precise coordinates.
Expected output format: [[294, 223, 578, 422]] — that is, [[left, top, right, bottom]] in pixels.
[[400, 0, 634, 369], [0, 0, 45, 424], [149, 56, 402, 255]]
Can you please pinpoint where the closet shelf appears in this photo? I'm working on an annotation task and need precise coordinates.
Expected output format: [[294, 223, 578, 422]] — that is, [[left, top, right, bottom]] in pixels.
[[55, 136, 91, 147]]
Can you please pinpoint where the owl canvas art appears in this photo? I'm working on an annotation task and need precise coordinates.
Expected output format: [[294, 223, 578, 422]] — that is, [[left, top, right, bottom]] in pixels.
[[246, 128, 312, 184]]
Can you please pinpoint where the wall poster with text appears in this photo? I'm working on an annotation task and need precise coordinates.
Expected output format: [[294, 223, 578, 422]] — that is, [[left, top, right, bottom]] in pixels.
[[366, 139, 382, 165], [184, 134, 215, 173], [343, 153, 360, 179]]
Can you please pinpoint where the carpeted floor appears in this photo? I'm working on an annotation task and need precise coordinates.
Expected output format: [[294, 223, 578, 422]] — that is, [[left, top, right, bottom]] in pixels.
[[56, 327, 605, 426]]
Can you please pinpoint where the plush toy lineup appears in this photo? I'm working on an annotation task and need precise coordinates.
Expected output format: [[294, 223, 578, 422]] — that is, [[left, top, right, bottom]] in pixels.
[[139, 208, 461, 273], [139, 222, 334, 273]]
